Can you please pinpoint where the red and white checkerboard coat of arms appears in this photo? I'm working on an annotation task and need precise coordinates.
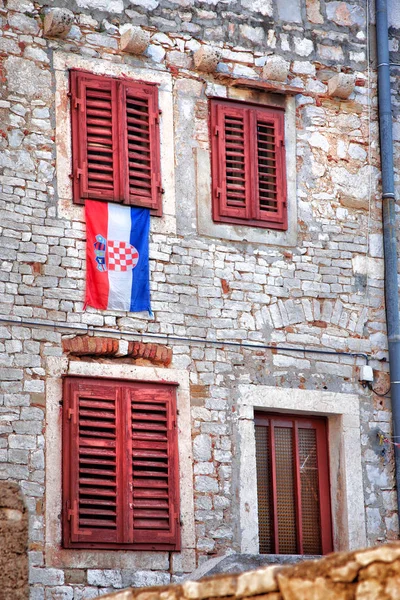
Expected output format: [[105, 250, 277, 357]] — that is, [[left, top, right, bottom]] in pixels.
[[108, 240, 139, 272]]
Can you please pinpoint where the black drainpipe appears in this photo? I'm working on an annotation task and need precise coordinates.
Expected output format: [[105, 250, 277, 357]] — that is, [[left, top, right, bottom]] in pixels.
[[375, 0, 400, 520]]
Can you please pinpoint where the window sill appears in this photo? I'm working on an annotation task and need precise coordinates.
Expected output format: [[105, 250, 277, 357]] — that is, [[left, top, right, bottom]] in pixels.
[[197, 200, 297, 247]]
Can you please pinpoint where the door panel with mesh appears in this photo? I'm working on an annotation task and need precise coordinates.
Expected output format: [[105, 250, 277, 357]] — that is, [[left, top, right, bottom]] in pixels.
[[255, 425, 273, 553], [254, 413, 332, 556]]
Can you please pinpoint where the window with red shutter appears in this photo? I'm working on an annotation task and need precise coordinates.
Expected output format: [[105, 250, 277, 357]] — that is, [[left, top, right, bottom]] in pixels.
[[254, 413, 333, 555], [63, 377, 180, 550], [211, 100, 287, 230], [70, 70, 162, 216]]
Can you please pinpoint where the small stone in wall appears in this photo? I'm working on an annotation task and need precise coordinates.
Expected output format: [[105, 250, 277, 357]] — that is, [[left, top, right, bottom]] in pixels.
[[193, 46, 221, 73], [43, 8, 74, 39], [262, 56, 289, 82], [120, 26, 150, 55], [328, 73, 356, 99]]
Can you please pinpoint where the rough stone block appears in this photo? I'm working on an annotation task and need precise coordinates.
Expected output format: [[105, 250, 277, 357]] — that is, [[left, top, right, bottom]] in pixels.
[[326, 1, 366, 27], [122, 571, 170, 588], [120, 26, 150, 55], [87, 570, 122, 588], [328, 73, 356, 99], [276, 0, 301, 22], [193, 46, 221, 73], [306, 0, 324, 24], [262, 56, 290, 82], [43, 8, 74, 39]]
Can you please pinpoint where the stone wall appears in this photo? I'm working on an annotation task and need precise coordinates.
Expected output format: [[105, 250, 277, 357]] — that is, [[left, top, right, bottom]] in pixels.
[[0, 0, 399, 598], [97, 541, 400, 600], [0, 481, 29, 600]]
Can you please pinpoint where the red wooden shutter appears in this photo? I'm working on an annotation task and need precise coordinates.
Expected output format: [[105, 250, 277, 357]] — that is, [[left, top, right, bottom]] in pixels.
[[252, 108, 287, 229], [127, 382, 180, 550], [211, 102, 251, 221], [120, 81, 162, 215], [71, 71, 121, 204], [211, 99, 287, 230], [63, 377, 124, 547]]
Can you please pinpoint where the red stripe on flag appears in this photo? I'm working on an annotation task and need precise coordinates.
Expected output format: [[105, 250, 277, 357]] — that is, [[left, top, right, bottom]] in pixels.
[[85, 200, 109, 310]]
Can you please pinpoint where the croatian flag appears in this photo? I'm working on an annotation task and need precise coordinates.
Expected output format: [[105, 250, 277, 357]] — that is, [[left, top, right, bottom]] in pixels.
[[85, 200, 151, 313]]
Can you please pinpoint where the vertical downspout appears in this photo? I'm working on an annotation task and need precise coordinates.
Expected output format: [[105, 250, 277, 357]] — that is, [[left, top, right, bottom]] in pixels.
[[375, 0, 400, 519]]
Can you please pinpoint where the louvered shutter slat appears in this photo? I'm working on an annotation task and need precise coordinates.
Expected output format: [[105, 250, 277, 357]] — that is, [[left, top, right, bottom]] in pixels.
[[71, 72, 120, 204], [120, 82, 162, 215], [211, 99, 287, 230], [218, 106, 250, 219], [253, 109, 287, 229], [128, 384, 180, 549], [63, 378, 180, 550], [63, 379, 121, 547]]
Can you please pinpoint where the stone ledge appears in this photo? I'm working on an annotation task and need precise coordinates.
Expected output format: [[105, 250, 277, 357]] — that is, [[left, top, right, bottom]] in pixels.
[[96, 541, 400, 600]]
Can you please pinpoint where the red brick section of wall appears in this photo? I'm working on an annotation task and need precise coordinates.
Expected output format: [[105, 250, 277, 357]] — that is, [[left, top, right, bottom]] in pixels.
[[96, 542, 400, 600], [128, 341, 172, 366], [62, 336, 172, 366], [0, 482, 28, 600], [62, 336, 119, 356]]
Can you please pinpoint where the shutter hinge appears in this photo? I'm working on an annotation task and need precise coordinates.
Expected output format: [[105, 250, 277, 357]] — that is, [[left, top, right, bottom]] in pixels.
[[157, 184, 165, 194], [76, 168, 83, 180], [214, 126, 220, 137], [153, 109, 162, 125], [66, 500, 75, 521], [74, 97, 83, 110], [67, 407, 75, 420], [216, 188, 222, 198]]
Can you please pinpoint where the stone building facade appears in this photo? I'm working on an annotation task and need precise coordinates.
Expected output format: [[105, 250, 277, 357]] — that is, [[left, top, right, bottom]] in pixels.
[[0, 0, 399, 597]]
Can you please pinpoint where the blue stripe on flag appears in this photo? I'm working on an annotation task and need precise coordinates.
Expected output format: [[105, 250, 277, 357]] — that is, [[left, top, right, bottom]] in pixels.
[[129, 207, 151, 314]]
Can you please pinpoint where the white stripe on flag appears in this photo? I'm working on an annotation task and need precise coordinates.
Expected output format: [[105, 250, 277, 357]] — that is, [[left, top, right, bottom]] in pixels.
[[107, 204, 133, 311]]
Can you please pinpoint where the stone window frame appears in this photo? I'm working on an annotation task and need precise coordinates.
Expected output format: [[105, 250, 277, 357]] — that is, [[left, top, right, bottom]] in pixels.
[[237, 385, 367, 554], [54, 52, 177, 236], [45, 357, 195, 573], [196, 83, 297, 246]]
